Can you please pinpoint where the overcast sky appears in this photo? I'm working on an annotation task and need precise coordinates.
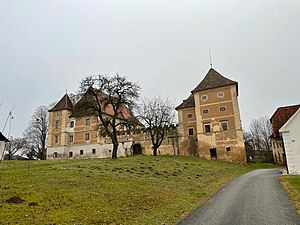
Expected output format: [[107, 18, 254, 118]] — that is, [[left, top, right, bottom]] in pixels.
[[1, 0, 300, 137]]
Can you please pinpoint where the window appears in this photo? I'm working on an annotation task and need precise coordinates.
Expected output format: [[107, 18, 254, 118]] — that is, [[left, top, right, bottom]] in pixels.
[[53, 152, 58, 158], [92, 149, 96, 154], [201, 95, 208, 101], [219, 107, 226, 112], [204, 124, 211, 133], [188, 128, 194, 136], [85, 133, 90, 141], [187, 113, 193, 119], [226, 147, 231, 152], [86, 118, 90, 125], [273, 142, 276, 149], [54, 135, 58, 143], [221, 121, 228, 131], [70, 121, 74, 128], [203, 109, 209, 114], [217, 92, 225, 98], [80, 150, 83, 155], [55, 120, 59, 129], [69, 134, 74, 143], [69, 152, 73, 157]]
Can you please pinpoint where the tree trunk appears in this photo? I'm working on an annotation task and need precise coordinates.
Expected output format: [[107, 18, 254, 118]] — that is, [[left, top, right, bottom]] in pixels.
[[112, 142, 119, 159], [153, 146, 158, 156]]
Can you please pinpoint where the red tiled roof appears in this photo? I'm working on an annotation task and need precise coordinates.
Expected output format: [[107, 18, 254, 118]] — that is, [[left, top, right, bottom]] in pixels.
[[270, 104, 300, 138], [70, 89, 136, 122]]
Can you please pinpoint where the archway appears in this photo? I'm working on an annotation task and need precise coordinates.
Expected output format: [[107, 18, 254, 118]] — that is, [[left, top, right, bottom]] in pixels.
[[133, 144, 142, 155]]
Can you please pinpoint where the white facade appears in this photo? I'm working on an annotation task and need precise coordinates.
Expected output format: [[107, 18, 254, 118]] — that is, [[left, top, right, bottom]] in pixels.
[[0, 132, 9, 160], [47, 140, 134, 159], [280, 108, 300, 175]]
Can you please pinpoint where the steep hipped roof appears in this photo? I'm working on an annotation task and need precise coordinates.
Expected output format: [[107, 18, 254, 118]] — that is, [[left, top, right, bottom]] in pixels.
[[192, 68, 238, 93], [175, 94, 195, 110], [0, 132, 9, 142], [49, 94, 74, 112]]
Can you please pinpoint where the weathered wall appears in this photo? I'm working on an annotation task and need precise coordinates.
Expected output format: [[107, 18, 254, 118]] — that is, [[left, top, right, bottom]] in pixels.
[[176, 84, 246, 164]]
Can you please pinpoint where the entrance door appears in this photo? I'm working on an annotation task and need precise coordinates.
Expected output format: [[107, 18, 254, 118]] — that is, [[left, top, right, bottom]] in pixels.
[[210, 148, 217, 159], [133, 144, 142, 155]]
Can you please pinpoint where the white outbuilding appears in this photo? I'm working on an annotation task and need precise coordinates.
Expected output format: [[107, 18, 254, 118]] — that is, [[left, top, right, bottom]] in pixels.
[[0, 132, 9, 160], [279, 108, 300, 175]]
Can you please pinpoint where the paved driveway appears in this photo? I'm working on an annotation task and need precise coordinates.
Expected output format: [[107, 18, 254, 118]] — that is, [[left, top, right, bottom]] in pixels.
[[178, 169, 300, 225]]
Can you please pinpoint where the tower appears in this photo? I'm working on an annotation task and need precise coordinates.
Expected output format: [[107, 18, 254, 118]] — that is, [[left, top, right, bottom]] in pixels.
[[176, 68, 246, 163]]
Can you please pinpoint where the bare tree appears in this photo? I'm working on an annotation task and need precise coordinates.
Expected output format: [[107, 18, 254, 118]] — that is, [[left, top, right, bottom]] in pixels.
[[248, 116, 272, 151], [23, 105, 49, 160], [78, 74, 140, 159], [137, 97, 175, 156], [4, 137, 27, 160]]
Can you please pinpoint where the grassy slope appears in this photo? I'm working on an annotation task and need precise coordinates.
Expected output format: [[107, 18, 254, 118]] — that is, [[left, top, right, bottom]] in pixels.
[[0, 156, 278, 225], [280, 176, 300, 214]]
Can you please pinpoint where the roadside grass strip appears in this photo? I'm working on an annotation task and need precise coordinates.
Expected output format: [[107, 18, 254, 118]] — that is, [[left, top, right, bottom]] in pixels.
[[280, 176, 300, 214]]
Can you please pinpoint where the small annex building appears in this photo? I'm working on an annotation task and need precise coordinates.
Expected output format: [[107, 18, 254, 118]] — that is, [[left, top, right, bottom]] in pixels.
[[270, 104, 300, 165], [279, 108, 300, 175], [0, 132, 9, 160], [176, 68, 246, 164]]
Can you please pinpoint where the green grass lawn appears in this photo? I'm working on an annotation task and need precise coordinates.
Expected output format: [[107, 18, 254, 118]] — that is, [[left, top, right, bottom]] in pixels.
[[0, 156, 279, 225], [280, 175, 300, 214]]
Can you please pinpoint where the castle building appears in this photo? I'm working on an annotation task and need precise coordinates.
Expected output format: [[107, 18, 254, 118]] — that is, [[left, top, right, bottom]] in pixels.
[[176, 68, 246, 163], [47, 68, 246, 163], [47, 92, 176, 159]]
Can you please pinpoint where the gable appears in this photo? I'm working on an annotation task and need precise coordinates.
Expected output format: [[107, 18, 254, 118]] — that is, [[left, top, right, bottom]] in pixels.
[[279, 108, 300, 133]]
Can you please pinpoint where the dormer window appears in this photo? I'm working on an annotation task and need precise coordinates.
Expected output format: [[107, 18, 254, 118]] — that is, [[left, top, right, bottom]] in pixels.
[[70, 121, 74, 128]]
